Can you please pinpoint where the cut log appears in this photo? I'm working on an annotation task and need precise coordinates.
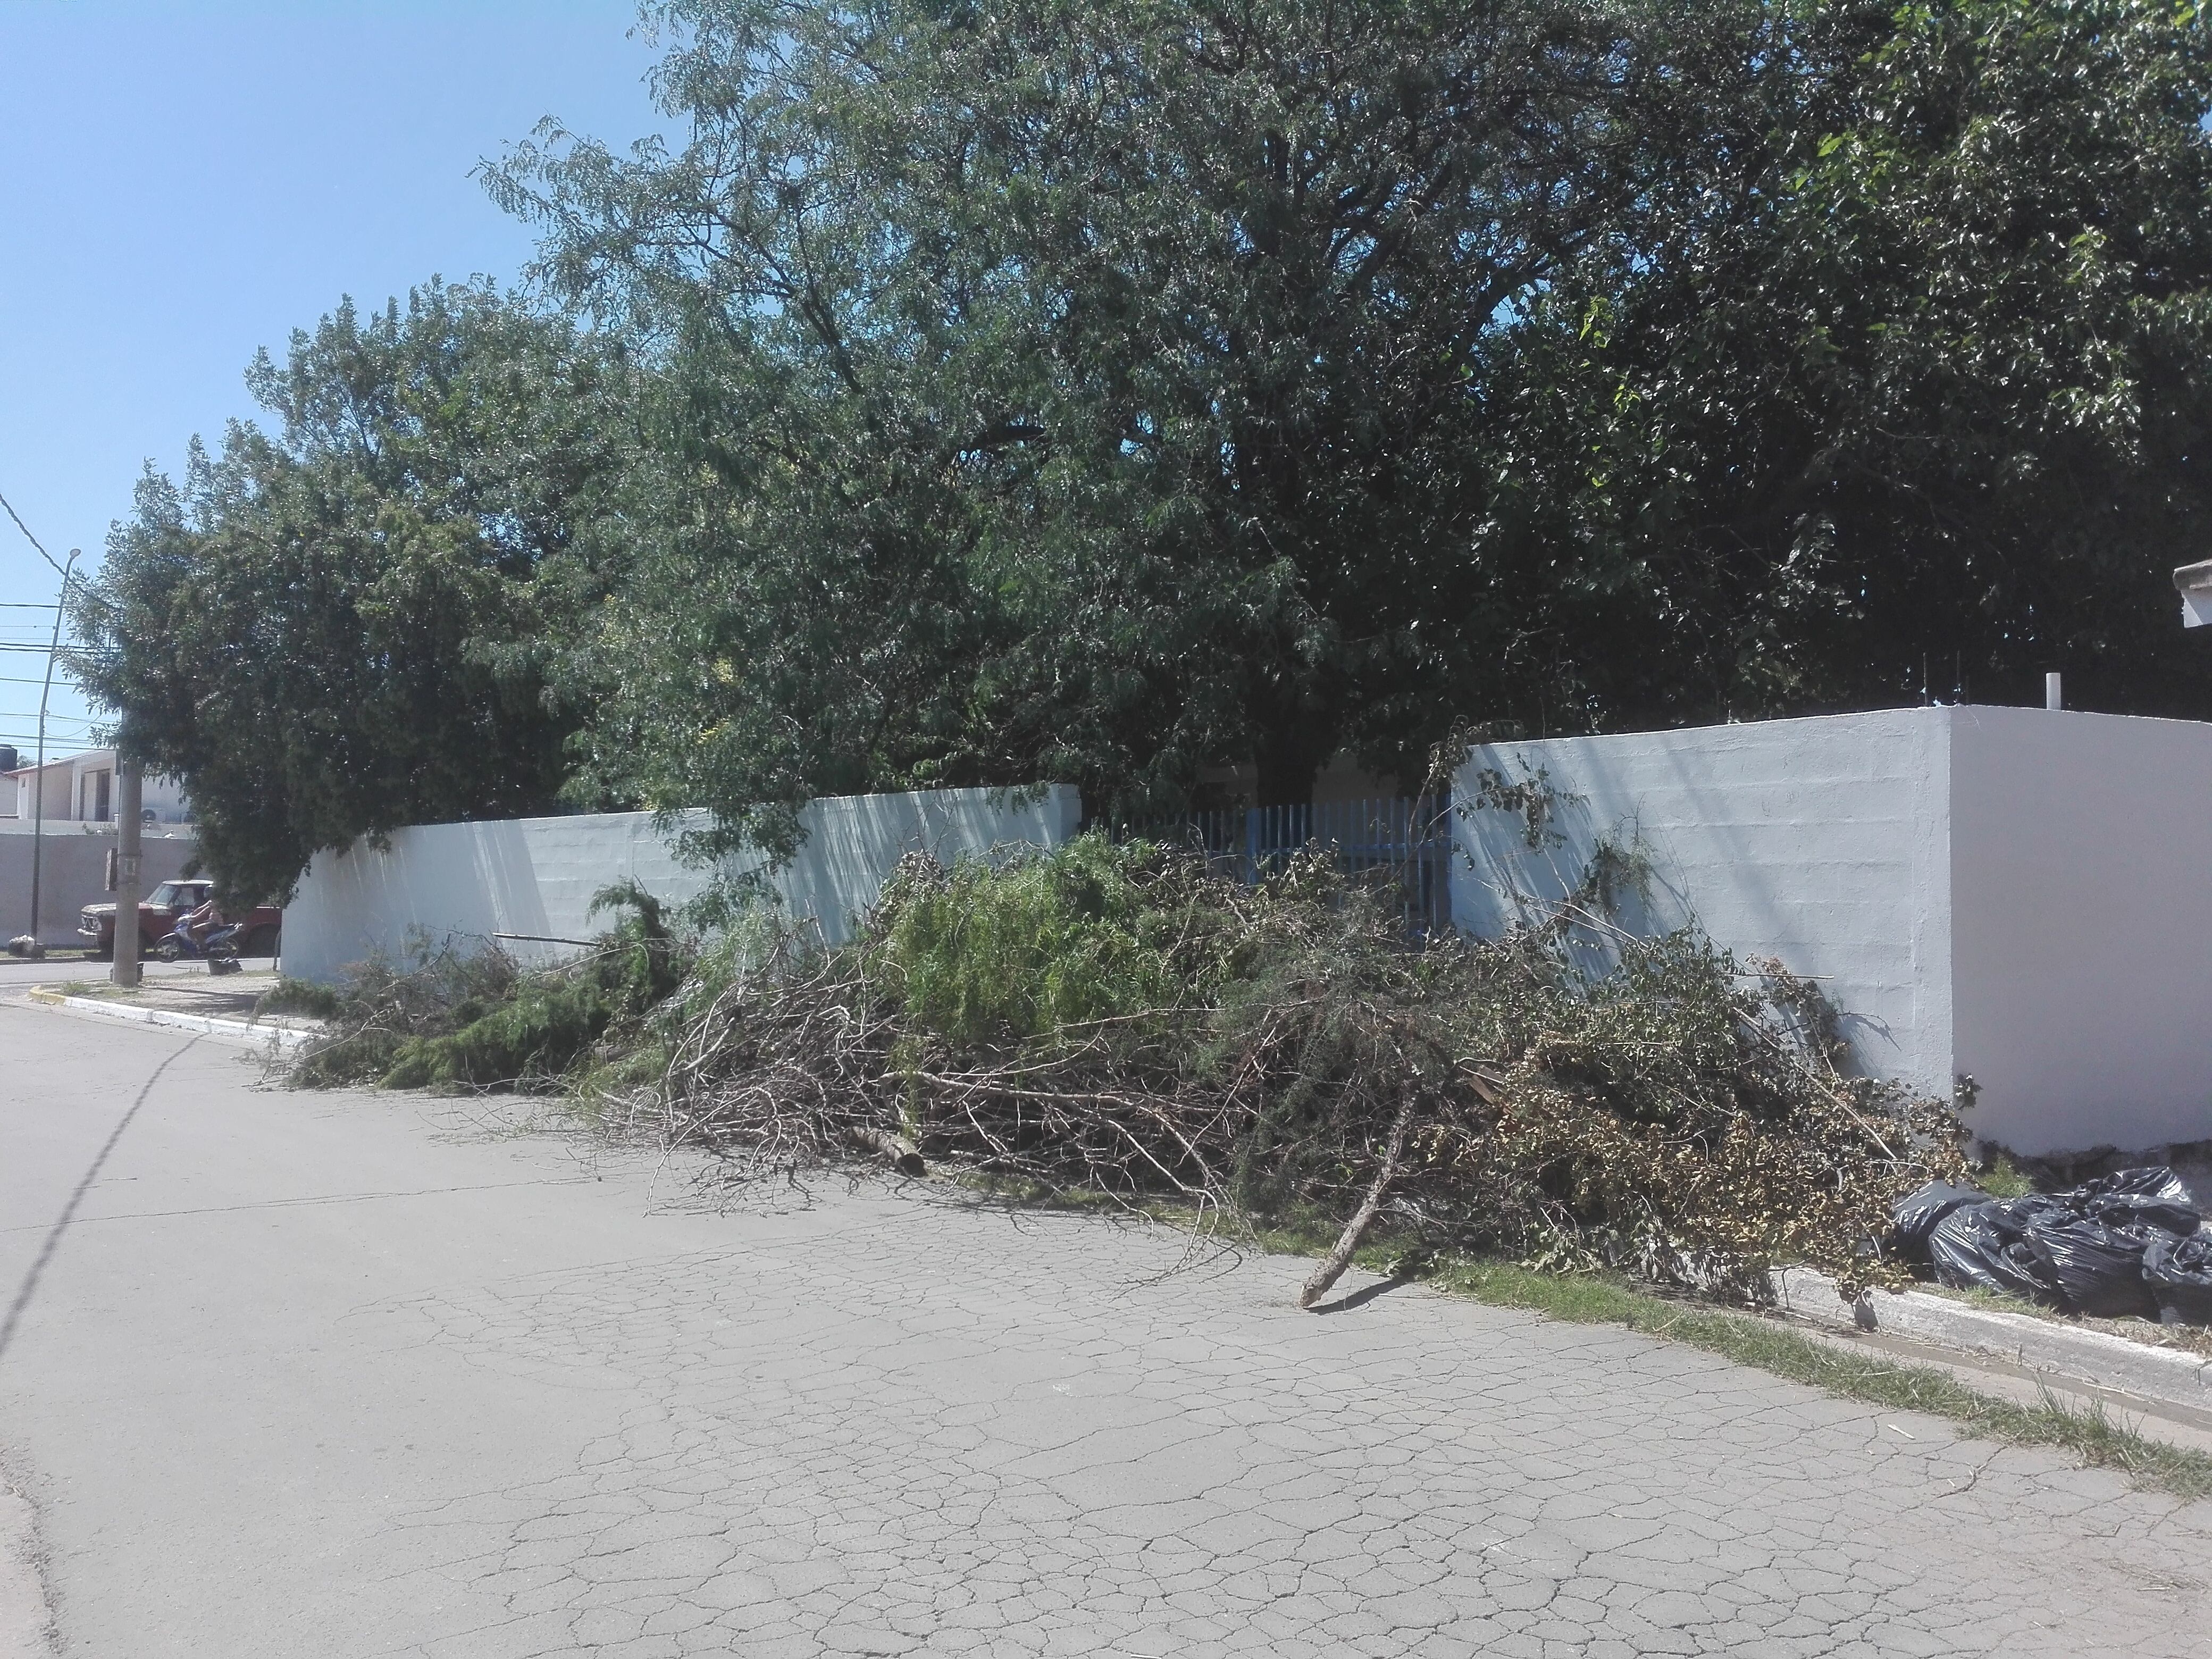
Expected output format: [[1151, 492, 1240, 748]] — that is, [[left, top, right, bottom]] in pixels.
[[850, 1126, 926, 1177]]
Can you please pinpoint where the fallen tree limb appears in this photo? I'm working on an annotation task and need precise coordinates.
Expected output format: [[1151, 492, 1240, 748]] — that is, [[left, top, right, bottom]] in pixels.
[[1300, 1089, 1419, 1310], [848, 1126, 925, 1176]]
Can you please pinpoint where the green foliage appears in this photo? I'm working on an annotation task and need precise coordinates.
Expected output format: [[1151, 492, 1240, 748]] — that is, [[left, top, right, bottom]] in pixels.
[[486, 0, 2212, 850], [293, 889, 685, 1092], [1512, 0, 2212, 723], [70, 281, 633, 904], [875, 836, 1228, 1042], [489, 0, 1770, 831], [255, 978, 340, 1020], [78, 2, 2212, 881]]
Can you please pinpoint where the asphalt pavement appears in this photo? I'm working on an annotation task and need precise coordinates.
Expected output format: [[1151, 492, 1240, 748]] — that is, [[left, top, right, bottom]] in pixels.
[[3, 993, 2209, 1656]]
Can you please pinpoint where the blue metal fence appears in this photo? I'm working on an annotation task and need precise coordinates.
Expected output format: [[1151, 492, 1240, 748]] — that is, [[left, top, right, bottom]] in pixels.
[[1097, 796, 1451, 930]]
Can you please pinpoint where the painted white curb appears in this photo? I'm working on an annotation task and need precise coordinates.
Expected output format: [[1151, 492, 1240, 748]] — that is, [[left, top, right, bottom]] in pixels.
[[1773, 1266, 2212, 1413], [28, 990, 317, 1052]]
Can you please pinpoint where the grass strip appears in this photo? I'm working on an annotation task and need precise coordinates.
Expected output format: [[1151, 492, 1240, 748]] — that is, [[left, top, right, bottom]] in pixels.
[[1417, 1253, 2212, 1503], [963, 1186, 2212, 1503]]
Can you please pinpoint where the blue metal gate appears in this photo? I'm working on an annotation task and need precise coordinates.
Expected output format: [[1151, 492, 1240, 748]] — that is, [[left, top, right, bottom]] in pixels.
[[1102, 796, 1452, 930]]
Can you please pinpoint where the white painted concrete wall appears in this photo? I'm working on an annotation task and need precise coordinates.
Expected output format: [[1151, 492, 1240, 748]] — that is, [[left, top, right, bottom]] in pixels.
[[1454, 707, 2212, 1157], [1947, 707, 2212, 1155], [0, 825, 199, 946], [282, 785, 1084, 986], [1454, 710, 1954, 1095]]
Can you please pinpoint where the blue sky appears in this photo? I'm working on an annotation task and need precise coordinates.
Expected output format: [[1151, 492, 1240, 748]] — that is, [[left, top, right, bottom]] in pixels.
[[0, 1, 665, 755]]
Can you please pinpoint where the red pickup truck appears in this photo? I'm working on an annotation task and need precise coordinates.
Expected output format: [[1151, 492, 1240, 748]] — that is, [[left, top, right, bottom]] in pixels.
[[78, 880, 283, 959]]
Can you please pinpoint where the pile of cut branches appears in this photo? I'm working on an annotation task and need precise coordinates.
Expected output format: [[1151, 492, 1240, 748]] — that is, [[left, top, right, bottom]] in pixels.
[[614, 837, 1968, 1301], [289, 884, 685, 1091]]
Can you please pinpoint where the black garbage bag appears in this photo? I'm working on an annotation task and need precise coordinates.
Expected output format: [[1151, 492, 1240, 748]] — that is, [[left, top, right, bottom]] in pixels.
[[2015, 1216, 2160, 1320], [1891, 1182, 1990, 1264], [1987, 1193, 2075, 1233], [2143, 1233, 2212, 1326], [1928, 1201, 2069, 1306], [2065, 1169, 2201, 1241], [2073, 1166, 2196, 1208], [2085, 1196, 2203, 1246]]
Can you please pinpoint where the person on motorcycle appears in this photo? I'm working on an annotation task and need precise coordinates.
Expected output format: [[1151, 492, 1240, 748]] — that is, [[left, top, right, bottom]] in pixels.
[[166, 895, 236, 957]]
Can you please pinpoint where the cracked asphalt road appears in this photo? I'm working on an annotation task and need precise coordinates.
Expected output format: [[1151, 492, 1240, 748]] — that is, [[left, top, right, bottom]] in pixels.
[[3, 999, 2210, 1656]]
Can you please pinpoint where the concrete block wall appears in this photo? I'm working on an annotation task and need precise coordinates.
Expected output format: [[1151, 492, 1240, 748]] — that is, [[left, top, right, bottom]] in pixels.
[[0, 826, 199, 947], [281, 784, 1084, 986], [1946, 707, 2212, 1158], [1454, 707, 2212, 1158]]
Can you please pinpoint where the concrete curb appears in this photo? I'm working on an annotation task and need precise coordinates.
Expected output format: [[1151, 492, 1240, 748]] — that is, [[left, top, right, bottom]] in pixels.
[[1773, 1266, 2212, 1414], [25, 987, 316, 1052]]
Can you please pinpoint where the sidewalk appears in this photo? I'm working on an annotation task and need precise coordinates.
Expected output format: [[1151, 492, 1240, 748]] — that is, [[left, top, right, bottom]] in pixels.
[[22, 969, 320, 1049]]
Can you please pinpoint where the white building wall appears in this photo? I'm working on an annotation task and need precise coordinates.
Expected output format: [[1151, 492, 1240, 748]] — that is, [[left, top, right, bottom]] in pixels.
[[3, 751, 190, 824], [282, 784, 1084, 985], [5, 761, 72, 823], [1948, 707, 2212, 1154], [1453, 706, 2212, 1157], [0, 826, 198, 946], [1455, 709, 1953, 1094]]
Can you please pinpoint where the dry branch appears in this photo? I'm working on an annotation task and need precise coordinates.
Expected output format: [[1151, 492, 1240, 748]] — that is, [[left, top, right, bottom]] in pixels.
[[1301, 1088, 1419, 1309]]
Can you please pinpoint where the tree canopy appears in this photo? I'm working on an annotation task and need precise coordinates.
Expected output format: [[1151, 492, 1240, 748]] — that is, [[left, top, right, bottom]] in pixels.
[[72, 282, 630, 902], [80, 0, 2212, 900]]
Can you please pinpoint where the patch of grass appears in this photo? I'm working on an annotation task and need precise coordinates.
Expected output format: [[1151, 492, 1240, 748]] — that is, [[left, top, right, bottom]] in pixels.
[[1977, 1153, 2036, 1200], [45, 981, 135, 1001], [1409, 1253, 2212, 1502]]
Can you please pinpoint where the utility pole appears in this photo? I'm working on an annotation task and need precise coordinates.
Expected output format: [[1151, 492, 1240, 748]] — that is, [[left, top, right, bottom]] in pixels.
[[27, 547, 78, 958], [112, 755, 142, 988]]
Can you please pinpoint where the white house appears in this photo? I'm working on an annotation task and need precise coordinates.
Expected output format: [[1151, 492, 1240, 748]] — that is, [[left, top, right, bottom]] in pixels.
[[1, 747, 192, 827]]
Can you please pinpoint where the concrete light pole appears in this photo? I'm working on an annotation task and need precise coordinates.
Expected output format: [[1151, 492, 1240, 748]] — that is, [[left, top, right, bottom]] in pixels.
[[112, 756, 142, 988]]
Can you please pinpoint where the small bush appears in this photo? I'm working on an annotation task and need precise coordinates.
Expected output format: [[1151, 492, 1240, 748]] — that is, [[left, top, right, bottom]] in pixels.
[[876, 835, 1239, 1041], [291, 885, 686, 1092]]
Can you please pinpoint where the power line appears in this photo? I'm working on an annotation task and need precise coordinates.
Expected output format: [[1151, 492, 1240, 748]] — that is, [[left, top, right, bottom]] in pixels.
[[0, 489, 71, 581]]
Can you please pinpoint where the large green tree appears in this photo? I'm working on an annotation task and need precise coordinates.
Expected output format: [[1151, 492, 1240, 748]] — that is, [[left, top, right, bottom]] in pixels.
[[1495, 0, 2212, 726], [503, 0, 2212, 841], [83, 1, 2212, 892], [495, 0, 1749, 824], [74, 281, 631, 902]]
